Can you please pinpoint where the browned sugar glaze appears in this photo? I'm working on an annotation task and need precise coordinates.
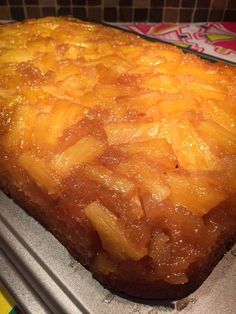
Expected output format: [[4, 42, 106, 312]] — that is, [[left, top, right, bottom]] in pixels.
[[0, 17, 236, 299]]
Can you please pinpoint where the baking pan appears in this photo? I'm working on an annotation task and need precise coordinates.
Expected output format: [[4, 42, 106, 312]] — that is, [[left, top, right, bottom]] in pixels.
[[0, 20, 236, 314], [0, 192, 236, 314]]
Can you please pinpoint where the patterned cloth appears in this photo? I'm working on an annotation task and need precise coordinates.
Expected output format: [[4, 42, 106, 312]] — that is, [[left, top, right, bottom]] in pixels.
[[115, 22, 236, 64], [0, 283, 22, 314]]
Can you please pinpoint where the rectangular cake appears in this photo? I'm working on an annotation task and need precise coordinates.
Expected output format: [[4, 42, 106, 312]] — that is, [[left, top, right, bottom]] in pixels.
[[0, 17, 235, 300]]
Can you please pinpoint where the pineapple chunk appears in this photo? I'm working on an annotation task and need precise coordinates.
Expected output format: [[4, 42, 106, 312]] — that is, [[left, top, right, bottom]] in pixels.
[[158, 121, 172, 143], [198, 120, 236, 155], [42, 86, 82, 105], [178, 60, 220, 82], [139, 173, 170, 202], [85, 201, 147, 261], [158, 98, 199, 119], [104, 121, 160, 145], [116, 157, 170, 202], [149, 230, 170, 264], [57, 68, 98, 98], [52, 136, 106, 174], [123, 92, 161, 118], [83, 164, 135, 196], [4, 103, 36, 151], [22, 87, 47, 105], [166, 172, 228, 215], [117, 138, 178, 168], [201, 100, 236, 134], [143, 74, 180, 93], [18, 152, 60, 194], [33, 112, 51, 148], [0, 50, 35, 63], [82, 163, 143, 219], [187, 81, 224, 100], [55, 61, 81, 82], [94, 83, 121, 98], [169, 120, 219, 171], [45, 100, 87, 146]]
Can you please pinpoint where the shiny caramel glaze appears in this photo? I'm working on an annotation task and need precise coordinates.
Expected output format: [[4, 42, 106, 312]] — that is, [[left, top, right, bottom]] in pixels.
[[0, 17, 235, 299]]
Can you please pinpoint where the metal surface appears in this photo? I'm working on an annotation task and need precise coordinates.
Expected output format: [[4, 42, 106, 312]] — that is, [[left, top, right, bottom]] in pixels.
[[0, 249, 51, 314], [0, 191, 236, 314]]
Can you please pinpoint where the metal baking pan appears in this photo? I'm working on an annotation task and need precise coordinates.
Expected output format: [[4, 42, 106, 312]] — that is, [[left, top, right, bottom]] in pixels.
[[0, 20, 236, 314], [0, 193, 236, 314]]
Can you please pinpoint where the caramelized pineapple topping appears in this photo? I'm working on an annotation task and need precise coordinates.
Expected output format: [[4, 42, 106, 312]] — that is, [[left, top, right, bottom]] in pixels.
[[0, 18, 235, 288]]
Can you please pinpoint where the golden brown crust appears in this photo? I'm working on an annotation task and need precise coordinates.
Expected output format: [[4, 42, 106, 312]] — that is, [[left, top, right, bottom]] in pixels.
[[0, 17, 236, 300]]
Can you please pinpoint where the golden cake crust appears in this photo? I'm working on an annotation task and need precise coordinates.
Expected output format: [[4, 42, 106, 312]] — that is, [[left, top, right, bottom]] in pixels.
[[0, 17, 235, 299]]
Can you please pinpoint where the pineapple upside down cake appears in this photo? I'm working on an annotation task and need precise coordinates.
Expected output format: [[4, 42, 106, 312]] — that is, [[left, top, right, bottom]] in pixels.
[[0, 17, 235, 299]]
